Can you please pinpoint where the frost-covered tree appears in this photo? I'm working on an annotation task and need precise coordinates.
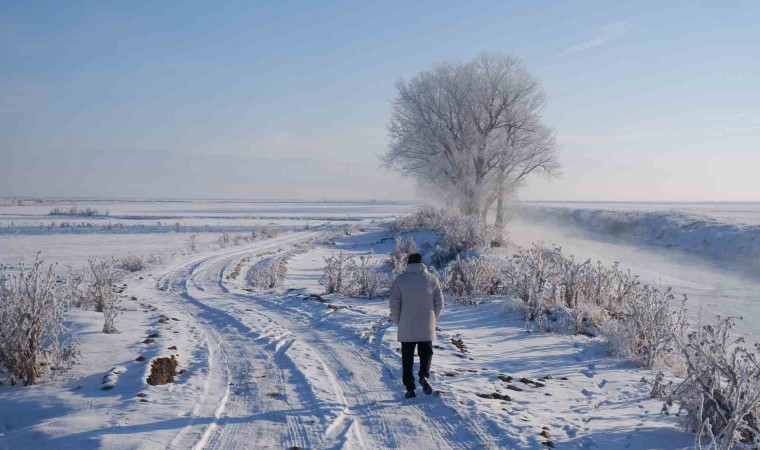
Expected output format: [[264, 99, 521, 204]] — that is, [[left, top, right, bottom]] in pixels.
[[0, 254, 80, 385], [384, 53, 559, 223]]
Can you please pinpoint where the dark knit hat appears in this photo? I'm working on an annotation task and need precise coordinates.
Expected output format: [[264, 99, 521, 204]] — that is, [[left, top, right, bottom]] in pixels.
[[407, 253, 423, 264]]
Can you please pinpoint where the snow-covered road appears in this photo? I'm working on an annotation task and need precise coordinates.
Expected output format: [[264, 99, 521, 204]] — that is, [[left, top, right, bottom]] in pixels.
[[143, 229, 486, 450]]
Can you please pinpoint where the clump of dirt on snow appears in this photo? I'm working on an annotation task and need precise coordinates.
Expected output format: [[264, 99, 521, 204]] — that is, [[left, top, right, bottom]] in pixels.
[[146, 356, 177, 386], [451, 337, 467, 353]]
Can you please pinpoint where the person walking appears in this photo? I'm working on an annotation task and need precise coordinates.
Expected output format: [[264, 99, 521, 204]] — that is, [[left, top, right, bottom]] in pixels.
[[389, 253, 444, 398]]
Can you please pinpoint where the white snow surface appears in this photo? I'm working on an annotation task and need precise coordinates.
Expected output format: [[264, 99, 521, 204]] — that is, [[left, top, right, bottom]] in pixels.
[[0, 207, 694, 449], [515, 203, 760, 272]]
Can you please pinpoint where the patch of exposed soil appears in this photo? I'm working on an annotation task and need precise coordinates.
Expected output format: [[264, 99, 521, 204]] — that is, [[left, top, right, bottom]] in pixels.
[[146, 357, 178, 386]]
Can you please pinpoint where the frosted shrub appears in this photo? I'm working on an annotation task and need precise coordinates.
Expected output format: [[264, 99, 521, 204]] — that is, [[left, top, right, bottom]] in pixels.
[[602, 285, 687, 369], [187, 233, 198, 253], [88, 259, 120, 334], [607, 264, 641, 316], [355, 253, 391, 298], [396, 207, 503, 266], [248, 257, 288, 290], [320, 252, 357, 296], [0, 255, 80, 385], [498, 244, 648, 336], [445, 255, 504, 300], [511, 244, 559, 332], [571, 301, 609, 336], [218, 231, 231, 247], [118, 255, 144, 272], [666, 317, 760, 449], [389, 236, 416, 277], [60, 267, 89, 309], [579, 261, 615, 308], [251, 226, 279, 240], [49, 206, 106, 217], [320, 252, 390, 298], [552, 251, 591, 309], [395, 206, 448, 231]]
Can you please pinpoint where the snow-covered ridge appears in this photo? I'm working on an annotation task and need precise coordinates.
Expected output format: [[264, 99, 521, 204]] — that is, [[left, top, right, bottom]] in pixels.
[[517, 206, 760, 269]]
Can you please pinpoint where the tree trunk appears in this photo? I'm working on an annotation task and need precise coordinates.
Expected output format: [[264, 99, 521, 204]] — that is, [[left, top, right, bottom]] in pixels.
[[481, 199, 494, 223], [495, 194, 506, 229], [494, 168, 508, 228]]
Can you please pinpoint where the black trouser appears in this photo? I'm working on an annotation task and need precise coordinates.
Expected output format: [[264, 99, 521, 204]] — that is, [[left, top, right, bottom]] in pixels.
[[401, 341, 433, 392]]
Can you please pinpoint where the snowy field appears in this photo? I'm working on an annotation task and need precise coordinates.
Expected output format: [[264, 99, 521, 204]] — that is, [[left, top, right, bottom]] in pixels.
[[0, 199, 416, 270], [510, 202, 760, 345], [2, 199, 756, 449]]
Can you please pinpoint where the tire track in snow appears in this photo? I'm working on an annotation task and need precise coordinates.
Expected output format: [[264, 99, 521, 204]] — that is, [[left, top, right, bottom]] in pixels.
[[147, 230, 332, 449], [149, 227, 489, 449], [222, 290, 486, 450]]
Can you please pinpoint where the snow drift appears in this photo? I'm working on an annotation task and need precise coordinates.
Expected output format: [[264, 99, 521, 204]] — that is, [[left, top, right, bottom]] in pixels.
[[516, 206, 760, 271]]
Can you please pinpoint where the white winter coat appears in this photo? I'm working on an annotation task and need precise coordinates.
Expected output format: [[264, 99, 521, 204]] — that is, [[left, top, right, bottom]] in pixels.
[[389, 263, 444, 342]]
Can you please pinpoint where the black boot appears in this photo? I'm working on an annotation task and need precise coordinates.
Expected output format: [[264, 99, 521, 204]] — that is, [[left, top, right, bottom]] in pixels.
[[405, 390, 417, 398], [419, 378, 433, 395]]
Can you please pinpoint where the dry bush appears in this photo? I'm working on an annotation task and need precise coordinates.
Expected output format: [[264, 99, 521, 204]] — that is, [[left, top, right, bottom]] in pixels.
[[187, 233, 198, 253], [396, 207, 502, 266], [354, 253, 391, 298], [0, 254, 80, 385], [60, 266, 89, 309], [444, 255, 505, 300], [444, 242, 686, 360], [509, 244, 559, 332], [117, 255, 144, 272], [251, 226, 279, 240], [666, 316, 760, 449], [602, 285, 688, 368], [388, 236, 417, 277], [248, 257, 288, 290], [320, 252, 390, 298], [218, 231, 231, 247], [49, 206, 106, 216], [88, 258, 120, 334], [320, 252, 357, 295]]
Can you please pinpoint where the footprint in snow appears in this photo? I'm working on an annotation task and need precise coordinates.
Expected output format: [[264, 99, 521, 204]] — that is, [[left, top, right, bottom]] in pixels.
[[562, 424, 578, 438], [597, 379, 608, 389], [581, 388, 595, 398], [581, 364, 597, 378]]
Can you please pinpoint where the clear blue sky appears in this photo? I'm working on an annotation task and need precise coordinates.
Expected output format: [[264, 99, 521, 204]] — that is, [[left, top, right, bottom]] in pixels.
[[2, 0, 758, 201]]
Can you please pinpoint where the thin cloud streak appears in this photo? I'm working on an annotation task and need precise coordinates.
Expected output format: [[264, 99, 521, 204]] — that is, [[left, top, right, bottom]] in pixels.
[[560, 21, 629, 56]]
